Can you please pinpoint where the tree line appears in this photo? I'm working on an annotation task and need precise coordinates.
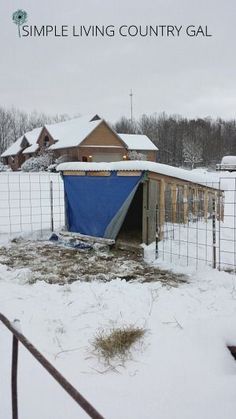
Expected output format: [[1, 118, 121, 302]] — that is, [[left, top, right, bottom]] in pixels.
[[113, 113, 236, 168], [1, 106, 236, 168]]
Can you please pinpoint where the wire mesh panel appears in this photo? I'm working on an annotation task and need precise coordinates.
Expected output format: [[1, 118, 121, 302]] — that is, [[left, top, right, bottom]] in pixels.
[[0, 172, 65, 236], [218, 177, 236, 273], [156, 181, 223, 270]]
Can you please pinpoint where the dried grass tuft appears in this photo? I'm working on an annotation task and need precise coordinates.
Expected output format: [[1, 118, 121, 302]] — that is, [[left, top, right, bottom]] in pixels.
[[92, 326, 145, 362]]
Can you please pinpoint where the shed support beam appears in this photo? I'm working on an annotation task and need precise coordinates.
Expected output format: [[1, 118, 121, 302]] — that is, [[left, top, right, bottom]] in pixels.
[[204, 191, 209, 221], [142, 181, 148, 245], [159, 179, 165, 240], [171, 184, 177, 224], [183, 185, 188, 224]]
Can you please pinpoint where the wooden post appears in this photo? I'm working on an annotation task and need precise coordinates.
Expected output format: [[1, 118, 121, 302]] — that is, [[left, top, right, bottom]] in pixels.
[[50, 180, 54, 232], [142, 181, 148, 245], [193, 187, 198, 217], [183, 185, 188, 224], [212, 197, 216, 269], [171, 183, 177, 223], [204, 190, 209, 221], [148, 180, 158, 244], [159, 179, 165, 240]]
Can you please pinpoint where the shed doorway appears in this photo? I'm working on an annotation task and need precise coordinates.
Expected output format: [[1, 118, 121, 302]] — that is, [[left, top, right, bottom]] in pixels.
[[117, 183, 143, 246]]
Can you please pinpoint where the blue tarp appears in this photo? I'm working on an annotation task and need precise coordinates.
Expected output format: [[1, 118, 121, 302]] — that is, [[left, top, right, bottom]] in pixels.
[[63, 172, 143, 239]]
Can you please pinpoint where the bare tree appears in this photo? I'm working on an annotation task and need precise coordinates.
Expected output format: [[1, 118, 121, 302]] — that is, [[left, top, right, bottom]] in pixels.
[[128, 150, 146, 160], [113, 116, 137, 134], [183, 137, 203, 169]]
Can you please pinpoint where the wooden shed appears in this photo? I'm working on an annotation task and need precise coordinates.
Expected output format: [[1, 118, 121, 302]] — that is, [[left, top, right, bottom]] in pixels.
[[57, 161, 223, 249]]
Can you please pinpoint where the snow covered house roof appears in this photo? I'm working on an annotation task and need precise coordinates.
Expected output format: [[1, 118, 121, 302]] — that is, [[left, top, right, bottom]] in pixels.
[[118, 134, 158, 151], [1, 127, 42, 157], [57, 160, 218, 188], [47, 115, 103, 150], [22, 127, 43, 154], [1, 115, 101, 157], [22, 143, 39, 154], [1, 136, 24, 157]]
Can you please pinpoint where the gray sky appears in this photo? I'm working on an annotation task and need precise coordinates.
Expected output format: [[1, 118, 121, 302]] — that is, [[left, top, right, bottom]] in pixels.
[[1, 0, 236, 122]]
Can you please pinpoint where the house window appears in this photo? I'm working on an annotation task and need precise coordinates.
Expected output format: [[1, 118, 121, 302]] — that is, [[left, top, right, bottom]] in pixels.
[[44, 136, 50, 147], [82, 156, 88, 162], [10, 156, 15, 163]]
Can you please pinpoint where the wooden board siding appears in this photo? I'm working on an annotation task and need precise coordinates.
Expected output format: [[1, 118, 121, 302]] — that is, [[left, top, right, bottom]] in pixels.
[[142, 179, 159, 245], [87, 171, 111, 176], [63, 171, 86, 176], [117, 171, 142, 176], [78, 147, 125, 162], [80, 121, 126, 147]]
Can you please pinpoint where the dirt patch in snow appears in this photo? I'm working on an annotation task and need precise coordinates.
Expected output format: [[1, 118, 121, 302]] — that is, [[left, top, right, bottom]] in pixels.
[[0, 238, 188, 286]]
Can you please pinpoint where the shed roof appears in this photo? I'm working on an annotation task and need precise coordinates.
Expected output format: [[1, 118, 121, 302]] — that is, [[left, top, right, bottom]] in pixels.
[[57, 161, 219, 188], [221, 156, 236, 165]]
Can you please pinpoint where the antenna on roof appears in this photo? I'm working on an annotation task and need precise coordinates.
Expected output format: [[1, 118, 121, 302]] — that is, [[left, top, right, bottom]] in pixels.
[[129, 89, 134, 123]]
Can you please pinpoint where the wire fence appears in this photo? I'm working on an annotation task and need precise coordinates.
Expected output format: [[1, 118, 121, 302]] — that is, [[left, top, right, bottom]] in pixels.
[[1, 172, 236, 272], [0, 172, 65, 237], [156, 178, 236, 272]]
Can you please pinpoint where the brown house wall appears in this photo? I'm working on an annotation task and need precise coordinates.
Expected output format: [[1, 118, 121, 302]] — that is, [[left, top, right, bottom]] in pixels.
[[78, 146, 126, 161], [145, 150, 157, 162], [6, 153, 26, 171], [37, 127, 55, 151], [80, 122, 125, 147], [54, 148, 79, 161]]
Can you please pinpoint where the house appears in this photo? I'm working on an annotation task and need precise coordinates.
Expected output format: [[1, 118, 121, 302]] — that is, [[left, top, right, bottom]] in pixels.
[[1, 114, 158, 170], [216, 156, 236, 172], [1, 127, 42, 171]]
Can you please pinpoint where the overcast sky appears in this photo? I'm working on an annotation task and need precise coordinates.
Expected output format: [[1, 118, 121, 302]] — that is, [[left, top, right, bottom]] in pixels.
[[1, 0, 236, 122]]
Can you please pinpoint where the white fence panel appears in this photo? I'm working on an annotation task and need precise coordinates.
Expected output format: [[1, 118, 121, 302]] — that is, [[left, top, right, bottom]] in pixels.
[[0, 173, 65, 235]]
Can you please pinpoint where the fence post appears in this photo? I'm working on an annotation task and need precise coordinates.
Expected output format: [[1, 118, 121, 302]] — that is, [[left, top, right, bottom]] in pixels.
[[50, 180, 54, 232], [212, 197, 216, 269], [11, 335, 18, 419], [155, 204, 159, 259]]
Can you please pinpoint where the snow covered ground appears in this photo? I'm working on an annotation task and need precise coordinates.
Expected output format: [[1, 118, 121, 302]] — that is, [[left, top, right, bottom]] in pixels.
[[0, 169, 236, 419], [0, 262, 236, 418]]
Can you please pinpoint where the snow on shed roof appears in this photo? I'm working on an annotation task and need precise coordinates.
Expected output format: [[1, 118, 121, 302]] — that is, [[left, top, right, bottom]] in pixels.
[[1, 127, 42, 157], [118, 134, 158, 151], [221, 156, 236, 165], [56, 160, 218, 187], [48, 115, 102, 150]]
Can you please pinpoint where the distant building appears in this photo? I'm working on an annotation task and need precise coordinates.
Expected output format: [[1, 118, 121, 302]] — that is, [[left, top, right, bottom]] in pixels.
[[1, 114, 158, 171], [216, 156, 236, 172]]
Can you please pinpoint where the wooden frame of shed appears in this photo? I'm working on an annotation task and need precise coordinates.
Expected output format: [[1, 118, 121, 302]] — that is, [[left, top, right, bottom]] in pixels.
[[61, 168, 223, 247]]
